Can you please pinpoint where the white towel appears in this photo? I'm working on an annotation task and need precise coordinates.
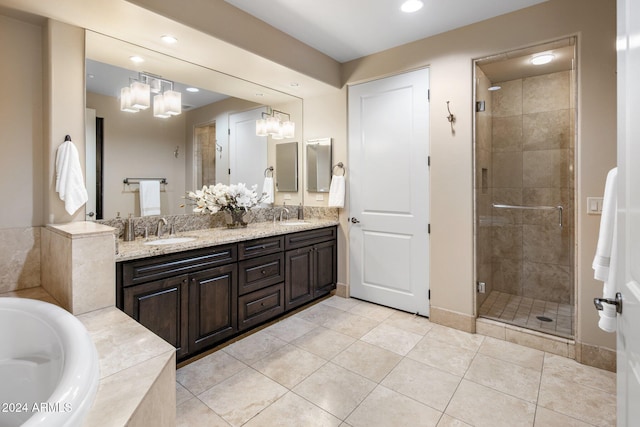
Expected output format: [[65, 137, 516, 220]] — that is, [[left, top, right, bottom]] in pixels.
[[139, 180, 161, 216], [592, 167, 618, 333], [328, 175, 345, 208], [262, 176, 274, 205], [55, 139, 88, 215]]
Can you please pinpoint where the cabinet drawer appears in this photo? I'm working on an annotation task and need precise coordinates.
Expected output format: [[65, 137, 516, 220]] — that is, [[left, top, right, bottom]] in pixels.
[[121, 244, 237, 287], [238, 236, 284, 260], [238, 283, 285, 331], [238, 253, 284, 296], [285, 226, 337, 250]]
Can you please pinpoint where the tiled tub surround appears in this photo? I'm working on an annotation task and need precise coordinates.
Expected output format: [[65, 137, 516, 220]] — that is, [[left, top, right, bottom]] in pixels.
[[475, 69, 575, 338], [0, 226, 41, 293], [1, 287, 176, 427]]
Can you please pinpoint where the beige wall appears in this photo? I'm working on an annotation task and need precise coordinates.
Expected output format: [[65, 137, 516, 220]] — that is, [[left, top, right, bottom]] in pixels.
[[87, 92, 187, 218], [338, 0, 616, 351], [0, 14, 43, 228]]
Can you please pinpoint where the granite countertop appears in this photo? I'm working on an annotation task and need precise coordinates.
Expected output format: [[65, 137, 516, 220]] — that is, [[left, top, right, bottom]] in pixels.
[[116, 218, 339, 261]]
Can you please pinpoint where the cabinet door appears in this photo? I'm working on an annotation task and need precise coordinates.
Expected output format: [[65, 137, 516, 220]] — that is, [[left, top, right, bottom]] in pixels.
[[285, 247, 314, 310], [189, 264, 238, 352], [314, 240, 337, 297], [123, 275, 189, 359]]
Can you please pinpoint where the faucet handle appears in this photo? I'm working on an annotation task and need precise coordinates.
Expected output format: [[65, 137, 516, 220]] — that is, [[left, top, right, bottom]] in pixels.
[[170, 223, 176, 235]]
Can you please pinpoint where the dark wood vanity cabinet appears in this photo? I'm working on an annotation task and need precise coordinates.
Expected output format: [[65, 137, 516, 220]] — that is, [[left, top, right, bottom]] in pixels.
[[117, 226, 336, 361], [285, 227, 337, 310]]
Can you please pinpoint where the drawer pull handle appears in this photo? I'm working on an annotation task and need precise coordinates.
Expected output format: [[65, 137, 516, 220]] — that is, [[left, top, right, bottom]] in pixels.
[[261, 270, 267, 275]]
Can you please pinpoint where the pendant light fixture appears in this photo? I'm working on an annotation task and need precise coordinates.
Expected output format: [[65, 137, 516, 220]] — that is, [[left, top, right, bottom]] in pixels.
[[120, 72, 182, 118]]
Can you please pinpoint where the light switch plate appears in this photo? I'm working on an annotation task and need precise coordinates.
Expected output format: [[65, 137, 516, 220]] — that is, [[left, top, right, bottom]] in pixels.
[[284, 194, 292, 200], [587, 197, 603, 214], [315, 195, 324, 201]]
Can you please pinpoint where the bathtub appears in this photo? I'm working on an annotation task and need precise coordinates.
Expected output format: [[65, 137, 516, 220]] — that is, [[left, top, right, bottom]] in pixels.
[[0, 298, 99, 427]]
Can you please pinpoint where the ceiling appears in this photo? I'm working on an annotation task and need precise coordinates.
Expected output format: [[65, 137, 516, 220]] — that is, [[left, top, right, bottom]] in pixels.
[[224, 0, 549, 63]]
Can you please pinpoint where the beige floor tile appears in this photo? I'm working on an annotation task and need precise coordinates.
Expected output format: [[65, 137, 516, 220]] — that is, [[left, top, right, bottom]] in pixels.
[[176, 382, 193, 406], [381, 358, 461, 411], [543, 353, 616, 394], [296, 303, 346, 325], [293, 362, 377, 419], [243, 392, 341, 427], [291, 326, 356, 359], [538, 374, 616, 427], [427, 324, 485, 352], [407, 336, 476, 376], [263, 316, 318, 342], [382, 310, 433, 336], [199, 367, 288, 426], [176, 351, 246, 395], [534, 407, 595, 427], [446, 380, 536, 427], [348, 301, 396, 322], [222, 330, 288, 365], [478, 336, 544, 371], [320, 295, 361, 312], [322, 311, 379, 339], [361, 323, 423, 356], [176, 397, 230, 427], [464, 353, 541, 402], [251, 344, 326, 388], [345, 385, 442, 427], [332, 340, 402, 382], [437, 414, 473, 426]]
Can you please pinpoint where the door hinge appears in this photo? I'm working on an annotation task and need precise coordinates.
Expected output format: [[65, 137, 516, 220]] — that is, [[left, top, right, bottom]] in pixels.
[[428, 156, 431, 167], [428, 289, 431, 300], [427, 89, 430, 102], [228, 128, 231, 135], [228, 168, 231, 175], [428, 224, 431, 234]]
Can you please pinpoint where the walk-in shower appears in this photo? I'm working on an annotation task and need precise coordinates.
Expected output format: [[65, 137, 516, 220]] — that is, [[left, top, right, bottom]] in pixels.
[[474, 38, 576, 338]]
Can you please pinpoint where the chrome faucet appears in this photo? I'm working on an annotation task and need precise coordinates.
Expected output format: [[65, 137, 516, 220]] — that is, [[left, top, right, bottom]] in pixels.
[[273, 207, 290, 223], [156, 217, 168, 237]]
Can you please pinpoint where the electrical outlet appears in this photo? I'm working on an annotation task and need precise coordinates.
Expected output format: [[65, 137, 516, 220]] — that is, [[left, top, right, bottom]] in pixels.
[[315, 194, 324, 201], [284, 194, 292, 200], [477, 282, 486, 294]]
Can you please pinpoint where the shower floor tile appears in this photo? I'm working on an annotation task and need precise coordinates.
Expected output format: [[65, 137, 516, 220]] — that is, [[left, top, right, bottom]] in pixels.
[[479, 291, 574, 339]]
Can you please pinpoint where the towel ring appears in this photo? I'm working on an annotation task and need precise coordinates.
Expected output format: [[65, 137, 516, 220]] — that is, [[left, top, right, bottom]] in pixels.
[[332, 162, 346, 176], [264, 166, 274, 177]]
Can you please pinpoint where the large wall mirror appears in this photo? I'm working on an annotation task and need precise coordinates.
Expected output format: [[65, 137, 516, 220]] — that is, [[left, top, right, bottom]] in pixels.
[[84, 31, 303, 220]]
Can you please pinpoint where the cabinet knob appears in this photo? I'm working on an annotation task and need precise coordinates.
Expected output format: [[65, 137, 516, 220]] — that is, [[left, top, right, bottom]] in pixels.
[[261, 269, 267, 275]]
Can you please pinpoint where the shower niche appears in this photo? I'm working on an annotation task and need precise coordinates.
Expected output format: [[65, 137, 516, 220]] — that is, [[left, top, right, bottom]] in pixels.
[[473, 37, 576, 338]]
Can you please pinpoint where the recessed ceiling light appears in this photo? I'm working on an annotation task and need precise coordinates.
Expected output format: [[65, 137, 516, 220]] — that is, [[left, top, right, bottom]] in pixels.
[[161, 35, 178, 44], [87, 74, 95, 79], [488, 85, 502, 91], [531, 53, 555, 65], [129, 55, 144, 63], [290, 82, 300, 87], [401, 0, 423, 13], [255, 93, 264, 97], [186, 87, 200, 93]]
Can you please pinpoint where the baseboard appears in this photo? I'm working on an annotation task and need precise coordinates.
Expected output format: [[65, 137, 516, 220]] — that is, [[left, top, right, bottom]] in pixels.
[[430, 306, 476, 333], [575, 342, 616, 372]]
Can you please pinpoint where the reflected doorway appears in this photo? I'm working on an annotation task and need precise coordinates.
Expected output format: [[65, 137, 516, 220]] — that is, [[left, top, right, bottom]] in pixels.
[[195, 123, 217, 188]]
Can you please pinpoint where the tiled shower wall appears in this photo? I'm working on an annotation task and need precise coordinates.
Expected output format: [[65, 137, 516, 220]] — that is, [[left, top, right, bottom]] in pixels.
[[476, 70, 575, 306]]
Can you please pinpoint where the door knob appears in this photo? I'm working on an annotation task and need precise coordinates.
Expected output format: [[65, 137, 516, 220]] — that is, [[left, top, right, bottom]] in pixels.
[[86, 211, 95, 218], [350, 217, 360, 224], [594, 292, 623, 314]]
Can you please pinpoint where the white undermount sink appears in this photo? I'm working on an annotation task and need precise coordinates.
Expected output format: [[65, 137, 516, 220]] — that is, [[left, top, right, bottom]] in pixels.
[[144, 236, 197, 246], [280, 221, 309, 226]]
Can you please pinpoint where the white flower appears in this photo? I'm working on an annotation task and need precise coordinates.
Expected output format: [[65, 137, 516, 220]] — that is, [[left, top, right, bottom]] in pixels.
[[185, 183, 265, 214]]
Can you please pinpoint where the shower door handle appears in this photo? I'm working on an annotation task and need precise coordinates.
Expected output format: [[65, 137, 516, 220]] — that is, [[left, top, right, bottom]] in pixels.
[[594, 292, 623, 314]]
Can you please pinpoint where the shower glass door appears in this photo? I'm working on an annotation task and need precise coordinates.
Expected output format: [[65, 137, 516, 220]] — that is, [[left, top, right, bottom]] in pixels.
[[473, 38, 577, 338]]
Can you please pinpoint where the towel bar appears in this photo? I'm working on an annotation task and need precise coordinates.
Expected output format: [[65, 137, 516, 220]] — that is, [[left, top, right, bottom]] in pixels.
[[492, 203, 563, 228], [123, 178, 168, 185]]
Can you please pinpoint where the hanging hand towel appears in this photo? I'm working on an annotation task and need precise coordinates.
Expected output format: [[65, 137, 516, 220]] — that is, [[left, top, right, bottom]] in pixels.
[[55, 138, 88, 215], [592, 167, 618, 333], [139, 180, 161, 216], [328, 175, 345, 208], [262, 176, 274, 206]]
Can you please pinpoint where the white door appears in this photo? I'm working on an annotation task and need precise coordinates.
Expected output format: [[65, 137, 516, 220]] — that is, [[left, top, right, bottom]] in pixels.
[[348, 68, 430, 316], [616, 0, 640, 423], [229, 107, 267, 189]]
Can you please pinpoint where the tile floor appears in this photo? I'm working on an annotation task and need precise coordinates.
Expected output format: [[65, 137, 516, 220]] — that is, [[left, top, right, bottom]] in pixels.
[[479, 291, 574, 339], [176, 296, 615, 427]]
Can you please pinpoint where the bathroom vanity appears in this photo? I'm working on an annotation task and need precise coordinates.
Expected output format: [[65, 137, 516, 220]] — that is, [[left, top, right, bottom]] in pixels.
[[115, 221, 337, 361]]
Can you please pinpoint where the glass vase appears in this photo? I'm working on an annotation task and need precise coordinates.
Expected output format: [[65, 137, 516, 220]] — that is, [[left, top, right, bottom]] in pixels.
[[224, 209, 248, 228]]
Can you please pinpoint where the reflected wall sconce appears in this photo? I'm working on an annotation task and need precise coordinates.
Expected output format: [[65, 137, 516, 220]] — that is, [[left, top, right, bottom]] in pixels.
[[256, 108, 295, 139], [446, 101, 456, 134], [120, 72, 182, 118]]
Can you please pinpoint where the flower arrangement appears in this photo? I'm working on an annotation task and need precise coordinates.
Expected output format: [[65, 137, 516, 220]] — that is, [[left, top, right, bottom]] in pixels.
[[186, 183, 265, 217]]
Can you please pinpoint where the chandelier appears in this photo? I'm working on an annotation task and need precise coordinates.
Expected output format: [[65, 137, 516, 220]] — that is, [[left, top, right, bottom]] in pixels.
[[120, 72, 182, 118]]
